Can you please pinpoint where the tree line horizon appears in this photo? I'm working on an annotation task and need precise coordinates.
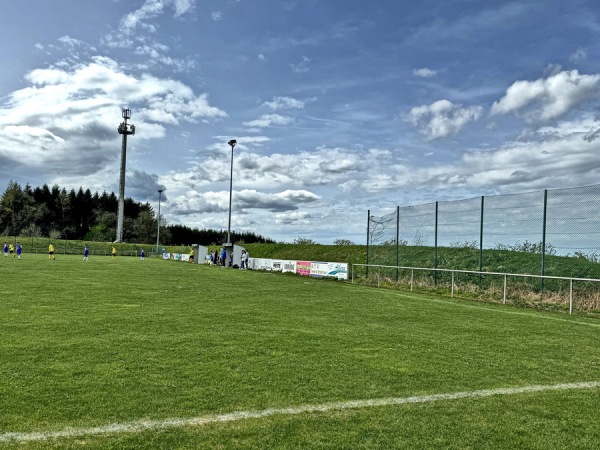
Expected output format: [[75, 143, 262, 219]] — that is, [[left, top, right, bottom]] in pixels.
[[0, 180, 275, 246]]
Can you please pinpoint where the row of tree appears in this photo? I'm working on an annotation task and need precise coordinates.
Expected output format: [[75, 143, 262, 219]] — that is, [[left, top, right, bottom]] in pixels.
[[0, 181, 274, 245]]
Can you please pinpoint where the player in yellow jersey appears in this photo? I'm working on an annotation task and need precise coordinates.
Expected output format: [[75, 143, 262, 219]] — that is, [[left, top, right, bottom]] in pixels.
[[48, 243, 55, 260]]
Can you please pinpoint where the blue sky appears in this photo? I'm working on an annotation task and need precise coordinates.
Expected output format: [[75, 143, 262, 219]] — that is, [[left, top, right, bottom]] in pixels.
[[1, 0, 600, 244]]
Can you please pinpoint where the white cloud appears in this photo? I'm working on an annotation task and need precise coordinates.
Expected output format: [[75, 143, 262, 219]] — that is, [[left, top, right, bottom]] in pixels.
[[408, 100, 483, 140], [290, 56, 311, 73], [120, 0, 196, 34], [274, 211, 312, 225], [491, 70, 600, 122], [263, 96, 304, 110], [243, 114, 294, 128], [168, 188, 320, 214], [413, 67, 437, 78], [0, 57, 225, 174], [58, 35, 84, 47], [211, 11, 222, 21], [356, 118, 600, 196], [569, 48, 587, 64], [172, 0, 195, 17]]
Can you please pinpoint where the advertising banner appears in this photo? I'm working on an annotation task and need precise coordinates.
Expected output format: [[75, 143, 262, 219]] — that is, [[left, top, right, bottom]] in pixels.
[[249, 258, 273, 271], [310, 262, 329, 278], [282, 260, 297, 273], [326, 263, 348, 279], [246, 258, 348, 280], [296, 261, 311, 276]]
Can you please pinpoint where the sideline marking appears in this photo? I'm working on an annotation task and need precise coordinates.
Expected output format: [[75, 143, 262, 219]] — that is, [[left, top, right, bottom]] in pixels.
[[1, 381, 599, 443]]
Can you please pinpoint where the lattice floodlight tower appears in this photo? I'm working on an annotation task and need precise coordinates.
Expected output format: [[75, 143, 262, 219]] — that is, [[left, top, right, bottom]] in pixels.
[[116, 108, 135, 243]]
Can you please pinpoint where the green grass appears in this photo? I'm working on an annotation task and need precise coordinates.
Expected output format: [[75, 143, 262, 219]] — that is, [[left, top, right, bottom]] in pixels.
[[1, 254, 600, 449]]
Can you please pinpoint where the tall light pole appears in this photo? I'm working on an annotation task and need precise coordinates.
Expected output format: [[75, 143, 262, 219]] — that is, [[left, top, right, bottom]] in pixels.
[[116, 108, 135, 243], [226, 139, 236, 245], [156, 189, 163, 255]]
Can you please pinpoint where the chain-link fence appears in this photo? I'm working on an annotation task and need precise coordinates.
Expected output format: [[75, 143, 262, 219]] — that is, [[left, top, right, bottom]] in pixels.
[[364, 185, 600, 313], [368, 185, 600, 276]]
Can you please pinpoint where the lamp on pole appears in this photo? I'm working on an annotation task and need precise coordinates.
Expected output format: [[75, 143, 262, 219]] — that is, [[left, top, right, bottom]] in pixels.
[[226, 139, 236, 245], [156, 189, 163, 256]]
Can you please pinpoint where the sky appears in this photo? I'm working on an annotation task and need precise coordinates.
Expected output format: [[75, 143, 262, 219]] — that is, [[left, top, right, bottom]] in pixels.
[[1, 0, 600, 244]]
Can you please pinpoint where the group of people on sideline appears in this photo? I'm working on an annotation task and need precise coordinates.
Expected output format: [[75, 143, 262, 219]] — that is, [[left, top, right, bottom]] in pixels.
[[3, 242, 22, 259], [208, 248, 249, 269]]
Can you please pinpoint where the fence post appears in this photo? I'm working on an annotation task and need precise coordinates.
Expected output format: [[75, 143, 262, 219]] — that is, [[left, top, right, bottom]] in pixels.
[[479, 195, 484, 285], [503, 274, 507, 305], [541, 189, 548, 291], [434, 201, 439, 287], [366, 209, 370, 278], [410, 269, 414, 292], [396, 206, 400, 282], [569, 279, 573, 315], [451, 271, 455, 298]]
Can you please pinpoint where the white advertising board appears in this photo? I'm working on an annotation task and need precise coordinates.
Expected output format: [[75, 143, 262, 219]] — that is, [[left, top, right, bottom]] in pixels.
[[247, 258, 348, 280]]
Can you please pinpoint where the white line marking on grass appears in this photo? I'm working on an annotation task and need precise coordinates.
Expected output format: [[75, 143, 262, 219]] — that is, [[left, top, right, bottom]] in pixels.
[[1, 381, 599, 443]]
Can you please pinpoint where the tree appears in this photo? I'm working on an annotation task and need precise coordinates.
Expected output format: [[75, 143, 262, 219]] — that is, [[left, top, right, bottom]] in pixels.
[[333, 239, 355, 245], [0, 181, 37, 235], [131, 210, 157, 243], [293, 237, 318, 245]]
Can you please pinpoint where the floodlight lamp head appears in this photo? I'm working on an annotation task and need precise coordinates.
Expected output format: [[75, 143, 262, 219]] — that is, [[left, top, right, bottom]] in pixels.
[[158, 189, 163, 194], [228, 139, 237, 148], [122, 108, 131, 120]]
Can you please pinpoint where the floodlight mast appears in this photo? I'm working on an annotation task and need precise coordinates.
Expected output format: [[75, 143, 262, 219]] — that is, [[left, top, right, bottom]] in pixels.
[[116, 108, 135, 243]]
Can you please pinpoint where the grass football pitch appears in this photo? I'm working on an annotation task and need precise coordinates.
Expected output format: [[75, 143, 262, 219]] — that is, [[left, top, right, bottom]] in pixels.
[[1, 253, 599, 449]]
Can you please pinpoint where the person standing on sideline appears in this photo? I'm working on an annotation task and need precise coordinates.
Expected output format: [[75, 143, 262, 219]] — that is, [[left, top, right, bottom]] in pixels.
[[243, 249, 249, 269], [48, 243, 55, 260], [240, 250, 246, 269], [8, 243, 14, 257], [3, 242, 8, 257], [189, 246, 194, 263], [220, 248, 226, 267], [140, 248, 145, 261], [112, 246, 117, 259], [16, 242, 22, 259], [83, 244, 89, 262]]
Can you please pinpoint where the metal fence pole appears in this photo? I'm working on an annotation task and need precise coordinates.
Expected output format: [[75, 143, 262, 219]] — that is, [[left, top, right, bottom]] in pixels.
[[366, 209, 370, 278], [569, 279, 573, 315], [396, 205, 400, 282], [434, 201, 439, 287], [541, 189, 548, 291], [479, 195, 484, 284]]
